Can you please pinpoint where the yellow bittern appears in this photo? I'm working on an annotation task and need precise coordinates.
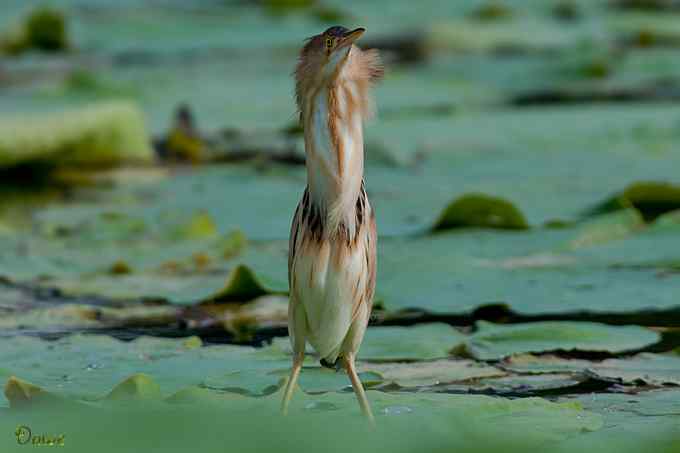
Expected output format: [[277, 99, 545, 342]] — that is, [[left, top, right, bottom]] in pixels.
[[281, 26, 383, 423]]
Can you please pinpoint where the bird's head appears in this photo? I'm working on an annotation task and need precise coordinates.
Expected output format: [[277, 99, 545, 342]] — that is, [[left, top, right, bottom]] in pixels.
[[297, 26, 366, 82], [295, 26, 383, 121]]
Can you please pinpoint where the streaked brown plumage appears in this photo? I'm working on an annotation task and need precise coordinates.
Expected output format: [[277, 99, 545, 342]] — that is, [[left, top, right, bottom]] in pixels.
[[281, 26, 382, 423]]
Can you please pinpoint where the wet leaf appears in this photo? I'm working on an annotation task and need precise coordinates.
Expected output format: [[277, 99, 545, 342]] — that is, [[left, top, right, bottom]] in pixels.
[[209, 264, 286, 303], [172, 211, 218, 240], [445, 373, 585, 395], [588, 181, 680, 222], [0, 373, 604, 453], [105, 373, 162, 401], [219, 230, 248, 260], [359, 324, 466, 361], [4, 376, 60, 408], [360, 359, 505, 387], [555, 389, 680, 453], [504, 352, 680, 385], [567, 209, 644, 249], [0, 102, 152, 169], [432, 193, 529, 231], [465, 321, 660, 360]]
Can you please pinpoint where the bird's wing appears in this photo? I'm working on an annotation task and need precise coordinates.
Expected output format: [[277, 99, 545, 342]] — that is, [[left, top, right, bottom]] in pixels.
[[287, 190, 309, 355], [288, 190, 306, 291], [365, 207, 377, 313], [350, 200, 376, 322]]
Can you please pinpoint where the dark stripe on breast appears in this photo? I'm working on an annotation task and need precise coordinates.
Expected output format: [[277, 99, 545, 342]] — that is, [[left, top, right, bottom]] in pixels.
[[301, 180, 369, 245], [301, 187, 324, 241]]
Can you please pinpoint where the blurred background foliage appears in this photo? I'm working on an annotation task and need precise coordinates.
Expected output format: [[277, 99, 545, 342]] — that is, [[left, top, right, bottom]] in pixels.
[[1, 1, 680, 452]]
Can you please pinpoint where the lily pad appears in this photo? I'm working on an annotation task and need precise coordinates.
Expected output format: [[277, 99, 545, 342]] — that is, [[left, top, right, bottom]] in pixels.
[[465, 321, 660, 360], [504, 352, 680, 385], [588, 181, 680, 222], [1, 6, 68, 55], [359, 324, 466, 361], [444, 373, 586, 395], [432, 193, 529, 231], [105, 373, 162, 401], [208, 264, 286, 303], [0, 102, 153, 169], [567, 209, 644, 249], [360, 359, 505, 387], [555, 389, 680, 453], [272, 367, 383, 394], [377, 225, 680, 315], [0, 334, 281, 406], [0, 374, 604, 453]]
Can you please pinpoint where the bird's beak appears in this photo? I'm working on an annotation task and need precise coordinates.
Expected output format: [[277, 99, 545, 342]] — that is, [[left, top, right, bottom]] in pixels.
[[336, 27, 365, 50]]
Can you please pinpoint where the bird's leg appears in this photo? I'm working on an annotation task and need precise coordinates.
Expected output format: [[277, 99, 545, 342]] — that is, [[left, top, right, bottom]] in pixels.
[[281, 351, 304, 416], [343, 354, 375, 426]]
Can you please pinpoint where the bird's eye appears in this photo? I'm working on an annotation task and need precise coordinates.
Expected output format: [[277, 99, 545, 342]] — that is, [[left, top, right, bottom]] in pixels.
[[325, 37, 334, 49]]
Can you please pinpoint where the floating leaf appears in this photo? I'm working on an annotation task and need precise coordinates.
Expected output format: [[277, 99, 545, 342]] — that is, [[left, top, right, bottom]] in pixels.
[[203, 369, 284, 396], [1, 7, 68, 55], [504, 353, 680, 386], [4, 376, 59, 408], [219, 230, 248, 260], [449, 373, 584, 395], [272, 367, 382, 394], [469, 1, 514, 21], [208, 264, 285, 303], [359, 324, 466, 361], [360, 359, 504, 387], [105, 373, 162, 401], [0, 378, 604, 452], [433, 193, 529, 231], [556, 389, 680, 453], [588, 181, 680, 222], [568, 209, 644, 249], [0, 335, 270, 405], [465, 321, 660, 360], [0, 102, 153, 169], [173, 211, 218, 240], [108, 260, 133, 276]]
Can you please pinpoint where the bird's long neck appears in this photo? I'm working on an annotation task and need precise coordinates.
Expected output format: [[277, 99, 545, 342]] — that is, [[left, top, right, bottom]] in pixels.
[[302, 75, 364, 236]]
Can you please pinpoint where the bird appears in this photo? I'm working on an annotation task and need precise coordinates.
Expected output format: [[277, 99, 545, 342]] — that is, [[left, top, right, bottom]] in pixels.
[[281, 26, 383, 423]]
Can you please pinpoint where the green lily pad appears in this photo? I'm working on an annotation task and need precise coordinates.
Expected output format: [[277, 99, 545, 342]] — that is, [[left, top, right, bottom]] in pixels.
[[0, 102, 152, 169], [444, 373, 585, 395], [105, 373, 162, 401], [271, 367, 383, 394], [504, 352, 680, 385], [3, 376, 65, 408], [432, 193, 529, 231], [0, 334, 389, 407], [588, 181, 680, 222], [555, 389, 680, 453], [0, 302, 179, 332], [208, 264, 286, 303], [1, 6, 68, 55], [465, 321, 660, 360], [171, 211, 219, 240], [202, 369, 285, 396], [360, 359, 505, 387], [567, 209, 644, 249], [359, 324, 466, 361], [378, 225, 680, 315], [0, 334, 280, 406], [0, 374, 604, 453]]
